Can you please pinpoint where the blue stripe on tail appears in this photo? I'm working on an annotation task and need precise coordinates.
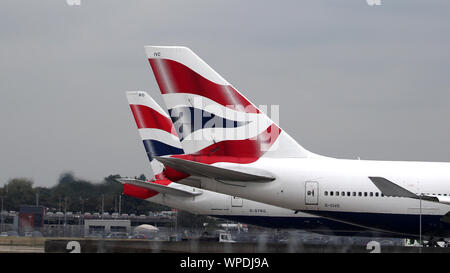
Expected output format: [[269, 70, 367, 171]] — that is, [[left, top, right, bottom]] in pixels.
[[142, 139, 184, 162], [168, 107, 249, 141]]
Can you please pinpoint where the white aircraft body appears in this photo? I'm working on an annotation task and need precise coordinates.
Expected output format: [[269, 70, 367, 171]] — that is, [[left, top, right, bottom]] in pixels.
[[122, 176, 372, 236], [141, 46, 450, 239], [121, 91, 376, 236]]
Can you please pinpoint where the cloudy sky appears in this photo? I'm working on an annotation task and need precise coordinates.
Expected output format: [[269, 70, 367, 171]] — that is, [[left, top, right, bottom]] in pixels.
[[1, 0, 450, 187]]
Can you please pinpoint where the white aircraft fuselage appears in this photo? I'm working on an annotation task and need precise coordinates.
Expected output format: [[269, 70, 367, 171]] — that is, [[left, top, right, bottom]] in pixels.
[[188, 157, 450, 238], [131, 180, 374, 236]]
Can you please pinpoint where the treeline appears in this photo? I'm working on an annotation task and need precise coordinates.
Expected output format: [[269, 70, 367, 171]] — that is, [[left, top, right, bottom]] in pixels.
[[0, 172, 219, 228], [0, 172, 169, 215]]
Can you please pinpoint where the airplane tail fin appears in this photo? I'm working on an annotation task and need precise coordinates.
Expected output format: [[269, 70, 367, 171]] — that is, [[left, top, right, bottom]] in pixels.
[[126, 91, 184, 175], [144, 46, 313, 163]]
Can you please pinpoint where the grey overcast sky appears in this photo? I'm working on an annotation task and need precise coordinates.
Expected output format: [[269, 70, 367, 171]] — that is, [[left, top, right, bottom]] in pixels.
[[1, 0, 450, 187]]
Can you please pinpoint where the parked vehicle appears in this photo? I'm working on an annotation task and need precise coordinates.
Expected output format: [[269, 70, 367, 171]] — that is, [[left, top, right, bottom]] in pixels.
[[7, 231, 18, 237], [199, 230, 236, 243], [106, 232, 129, 239], [219, 232, 236, 243]]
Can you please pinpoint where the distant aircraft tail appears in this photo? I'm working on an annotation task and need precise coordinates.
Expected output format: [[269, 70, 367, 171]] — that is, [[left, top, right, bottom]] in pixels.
[[144, 46, 313, 164], [126, 91, 184, 176]]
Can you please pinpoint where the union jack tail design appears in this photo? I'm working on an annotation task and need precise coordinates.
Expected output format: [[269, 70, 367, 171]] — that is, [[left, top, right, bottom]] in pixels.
[[126, 91, 184, 175], [144, 46, 312, 164]]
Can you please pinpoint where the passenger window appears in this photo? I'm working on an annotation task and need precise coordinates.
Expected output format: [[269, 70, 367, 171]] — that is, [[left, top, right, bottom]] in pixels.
[[375, 192, 379, 197], [336, 191, 339, 196], [358, 192, 362, 197], [330, 191, 334, 196], [370, 192, 373, 197], [347, 192, 351, 196], [324, 191, 328, 196], [353, 192, 356, 196], [364, 192, 368, 197], [342, 191, 345, 196]]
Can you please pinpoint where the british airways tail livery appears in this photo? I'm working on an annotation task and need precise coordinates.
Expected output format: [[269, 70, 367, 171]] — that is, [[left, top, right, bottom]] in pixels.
[[126, 91, 183, 176], [123, 91, 380, 236], [144, 46, 450, 240], [145, 46, 314, 161]]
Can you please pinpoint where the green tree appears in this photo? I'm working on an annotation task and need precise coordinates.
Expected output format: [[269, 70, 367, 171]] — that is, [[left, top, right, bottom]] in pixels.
[[4, 178, 35, 209], [58, 172, 75, 185], [1, 172, 176, 215]]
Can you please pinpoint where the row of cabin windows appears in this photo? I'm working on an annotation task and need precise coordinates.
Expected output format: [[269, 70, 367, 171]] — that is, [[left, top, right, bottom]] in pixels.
[[324, 191, 382, 197], [324, 191, 450, 197]]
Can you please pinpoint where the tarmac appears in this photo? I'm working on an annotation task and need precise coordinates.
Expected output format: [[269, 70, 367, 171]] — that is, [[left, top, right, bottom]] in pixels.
[[2, 237, 450, 253], [44, 238, 450, 253]]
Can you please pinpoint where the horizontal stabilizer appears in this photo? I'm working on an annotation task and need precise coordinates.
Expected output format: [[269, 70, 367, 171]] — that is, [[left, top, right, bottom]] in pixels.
[[155, 156, 276, 182], [369, 177, 450, 205], [117, 177, 202, 197]]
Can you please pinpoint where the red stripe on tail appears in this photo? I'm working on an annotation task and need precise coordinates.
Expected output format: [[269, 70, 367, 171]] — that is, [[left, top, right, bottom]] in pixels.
[[173, 123, 281, 165], [149, 59, 260, 113], [130, 104, 177, 135]]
